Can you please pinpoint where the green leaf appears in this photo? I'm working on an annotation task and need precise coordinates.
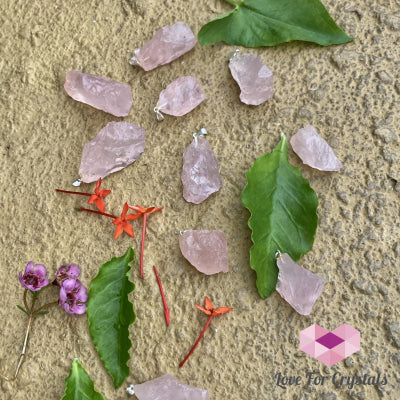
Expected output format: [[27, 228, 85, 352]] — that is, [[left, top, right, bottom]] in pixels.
[[87, 248, 136, 388], [34, 311, 49, 315], [241, 134, 318, 298], [17, 305, 28, 314], [198, 0, 352, 47], [61, 358, 104, 400]]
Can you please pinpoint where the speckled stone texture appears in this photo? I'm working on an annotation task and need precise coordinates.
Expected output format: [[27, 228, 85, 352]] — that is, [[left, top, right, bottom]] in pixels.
[[64, 70, 133, 117], [1, 1, 399, 399], [179, 230, 229, 275], [133, 374, 209, 400], [79, 121, 145, 183], [132, 21, 197, 71]]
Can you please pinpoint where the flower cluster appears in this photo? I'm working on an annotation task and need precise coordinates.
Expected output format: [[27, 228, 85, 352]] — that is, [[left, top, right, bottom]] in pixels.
[[19, 262, 88, 315]]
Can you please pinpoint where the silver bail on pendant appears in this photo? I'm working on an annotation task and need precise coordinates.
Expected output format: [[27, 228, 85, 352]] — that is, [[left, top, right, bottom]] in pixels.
[[128, 56, 140, 66], [228, 49, 240, 61], [126, 384, 135, 395], [72, 178, 82, 187], [153, 106, 165, 121], [193, 128, 207, 143]]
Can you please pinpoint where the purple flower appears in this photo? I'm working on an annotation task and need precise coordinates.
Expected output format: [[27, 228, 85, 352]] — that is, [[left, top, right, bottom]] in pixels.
[[53, 264, 81, 287], [59, 279, 88, 315], [19, 261, 49, 291]]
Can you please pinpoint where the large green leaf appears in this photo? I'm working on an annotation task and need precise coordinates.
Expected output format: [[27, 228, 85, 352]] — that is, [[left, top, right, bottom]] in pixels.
[[241, 134, 318, 298], [198, 0, 352, 47], [61, 358, 104, 400], [87, 248, 136, 388]]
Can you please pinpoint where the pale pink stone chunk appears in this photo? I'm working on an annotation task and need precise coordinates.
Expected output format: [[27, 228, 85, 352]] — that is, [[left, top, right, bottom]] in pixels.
[[276, 253, 325, 316], [229, 53, 273, 106], [290, 125, 343, 171], [131, 22, 197, 71], [181, 135, 222, 204], [64, 70, 132, 117], [156, 76, 205, 117], [79, 121, 145, 183], [179, 230, 229, 275], [133, 374, 209, 400]]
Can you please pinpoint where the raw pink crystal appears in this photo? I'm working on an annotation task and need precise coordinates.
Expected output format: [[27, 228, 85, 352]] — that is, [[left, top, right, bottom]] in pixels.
[[181, 134, 222, 204], [290, 125, 343, 171], [276, 253, 325, 316], [156, 76, 205, 118], [64, 70, 133, 117], [130, 22, 197, 71], [229, 53, 273, 106], [133, 374, 209, 400], [179, 230, 229, 275], [79, 121, 145, 183]]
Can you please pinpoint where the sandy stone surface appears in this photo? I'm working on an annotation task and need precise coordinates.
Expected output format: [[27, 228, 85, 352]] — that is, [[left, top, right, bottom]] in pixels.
[[0, 1, 399, 399]]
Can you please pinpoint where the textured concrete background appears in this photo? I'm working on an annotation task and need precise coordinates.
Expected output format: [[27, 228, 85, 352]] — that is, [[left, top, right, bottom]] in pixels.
[[0, 0, 399, 399]]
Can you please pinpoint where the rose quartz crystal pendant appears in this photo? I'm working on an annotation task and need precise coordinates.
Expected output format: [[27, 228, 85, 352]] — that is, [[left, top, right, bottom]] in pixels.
[[179, 230, 229, 275], [128, 374, 209, 400], [229, 51, 273, 106], [181, 129, 222, 204], [129, 21, 197, 71], [290, 125, 343, 171], [79, 121, 145, 183], [276, 252, 325, 316], [64, 71, 132, 117], [154, 76, 205, 121]]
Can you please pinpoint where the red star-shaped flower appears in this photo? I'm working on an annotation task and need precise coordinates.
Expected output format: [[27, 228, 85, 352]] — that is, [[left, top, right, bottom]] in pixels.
[[87, 178, 111, 213], [112, 203, 141, 239]]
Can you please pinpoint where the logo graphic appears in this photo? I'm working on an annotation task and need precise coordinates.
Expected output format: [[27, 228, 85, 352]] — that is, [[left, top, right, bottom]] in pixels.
[[300, 324, 360, 366]]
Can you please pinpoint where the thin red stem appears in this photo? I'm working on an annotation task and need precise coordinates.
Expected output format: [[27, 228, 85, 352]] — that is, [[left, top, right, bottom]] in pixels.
[[79, 207, 117, 219], [179, 315, 213, 368], [153, 266, 170, 327], [56, 189, 91, 196], [140, 213, 146, 279]]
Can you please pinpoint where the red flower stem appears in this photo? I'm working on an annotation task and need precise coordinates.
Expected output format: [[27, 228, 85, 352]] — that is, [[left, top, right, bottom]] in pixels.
[[140, 213, 146, 279], [55, 189, 91, 196], [153, 266, 170, 327], [179, 315, 214, 368], [79, 207, 117, 219]]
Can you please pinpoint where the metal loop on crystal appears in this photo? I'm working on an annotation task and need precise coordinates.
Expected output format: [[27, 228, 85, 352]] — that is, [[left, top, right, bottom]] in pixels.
[[126, 384, 135, 395], [128, 56, 140, 66], [193, 128, 207, 140], [153, 106, 165, 121], [275, 250, 282, 259], [72, 178, 82, 187], [228, 49, 240, 60]]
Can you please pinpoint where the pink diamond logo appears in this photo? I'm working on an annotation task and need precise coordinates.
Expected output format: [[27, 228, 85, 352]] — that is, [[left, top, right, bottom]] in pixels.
[[300, 324, 360, 366]]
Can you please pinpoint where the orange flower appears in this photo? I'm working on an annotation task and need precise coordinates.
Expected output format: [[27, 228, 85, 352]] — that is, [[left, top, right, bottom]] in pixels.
[[87, 178, 111, 213], [112, 203, 141, 239]]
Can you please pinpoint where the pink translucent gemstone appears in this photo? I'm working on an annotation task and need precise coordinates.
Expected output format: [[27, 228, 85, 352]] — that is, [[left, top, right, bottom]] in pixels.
[[229, 53, 273, 106], [64, 71, 132, 117], [156, 76, 206, 117], [79, 121, 145, 183], [181, 135, 222, 204], [290, 125, 343, 171], [179, 230, 229, 275], [133, 21, 197, 71], [133, 374, 209, 400], [276, 253, 325, 315]]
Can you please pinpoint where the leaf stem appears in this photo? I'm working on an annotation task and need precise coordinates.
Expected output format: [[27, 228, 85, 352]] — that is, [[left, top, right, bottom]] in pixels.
[[33, 301, 58, 314], [153, 266, 170, 326], [139, 213, 146, 279], [23, 289, 29, 313], [79, 207, 117, 219], [55, 189, 91, 196], [179, 315, 213, 368]]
